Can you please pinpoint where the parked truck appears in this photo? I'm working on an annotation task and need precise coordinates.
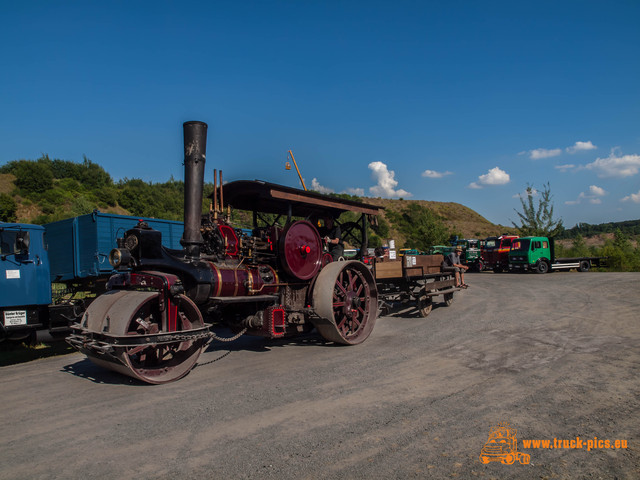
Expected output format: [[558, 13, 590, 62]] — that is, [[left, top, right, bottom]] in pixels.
[[482, 234, 519, 272], [508, 236, 607, 273], [1, 212, 183, 343], [451, 238, 483, 271]]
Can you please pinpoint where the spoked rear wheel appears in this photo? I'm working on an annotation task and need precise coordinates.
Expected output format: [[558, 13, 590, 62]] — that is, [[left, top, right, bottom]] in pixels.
[[312, 261, 378, 345]]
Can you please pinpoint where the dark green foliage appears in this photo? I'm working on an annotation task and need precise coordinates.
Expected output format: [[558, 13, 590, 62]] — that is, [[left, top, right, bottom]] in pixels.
[[386, 203, 450, 251], [512, 183, 564, 237], [555, 230, 640, 272], [558, 219, 640, 238], [0, 193, 17, 222], [6, 159, 55, 195], [372, 216, 390, 239], [117, 178, 185, 221], [329, 193, 363, 203], [600, 229, 640, 271]]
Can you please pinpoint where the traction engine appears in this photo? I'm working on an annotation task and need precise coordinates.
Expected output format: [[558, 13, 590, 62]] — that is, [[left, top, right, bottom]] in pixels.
[[67, 121, 379, 384]]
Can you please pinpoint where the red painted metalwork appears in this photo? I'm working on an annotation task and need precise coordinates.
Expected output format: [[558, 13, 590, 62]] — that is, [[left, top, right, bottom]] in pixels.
[[278, 220, 322, 280], [206, 262, 278, 297], [218, 224, 239, 256], [262, 305, 286, 338]]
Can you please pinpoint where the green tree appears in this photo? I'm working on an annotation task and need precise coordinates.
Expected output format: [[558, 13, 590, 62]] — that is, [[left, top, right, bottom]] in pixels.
[[0, 193, 17, 222], [512, 182, 564, 237], [387, 203, 450, 251], [601, 230, 629, 271], [12, 160, 54, 195], [569, 235, 590, 257]]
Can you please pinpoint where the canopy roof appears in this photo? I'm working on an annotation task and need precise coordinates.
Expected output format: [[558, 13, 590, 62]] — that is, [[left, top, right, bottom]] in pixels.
[[219, 180, 383, 218]]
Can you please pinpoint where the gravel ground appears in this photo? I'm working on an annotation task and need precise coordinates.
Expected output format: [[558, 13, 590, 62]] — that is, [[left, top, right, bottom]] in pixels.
[[0, 272, 638, 479]]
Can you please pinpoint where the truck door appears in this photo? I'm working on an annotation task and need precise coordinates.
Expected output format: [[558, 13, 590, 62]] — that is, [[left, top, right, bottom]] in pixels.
[[1, 226, 51, 331]]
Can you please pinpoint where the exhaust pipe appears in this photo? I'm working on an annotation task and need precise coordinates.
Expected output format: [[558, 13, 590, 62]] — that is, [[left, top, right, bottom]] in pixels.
[[181, 121, 208, 259]]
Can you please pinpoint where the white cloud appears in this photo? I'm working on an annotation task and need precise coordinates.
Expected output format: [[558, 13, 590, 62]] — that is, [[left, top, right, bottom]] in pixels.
[[566, 141, 597, 154], [368, 161, 412, 198], [343, 187, 365, 196], [529, 148, 562, 160], [555, 164, 576, 172], [468, 167, 510, 189], [621, 190, 640, 203], [565, 185, 607, 205], [585, 149, 640, 178], [310, 178, 334, 194], [422, 169, 453, 179], [588, 185, 606, 196]]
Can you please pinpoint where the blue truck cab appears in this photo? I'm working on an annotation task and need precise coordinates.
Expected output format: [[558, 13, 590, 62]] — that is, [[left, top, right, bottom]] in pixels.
[[1, 223, 51, 341]]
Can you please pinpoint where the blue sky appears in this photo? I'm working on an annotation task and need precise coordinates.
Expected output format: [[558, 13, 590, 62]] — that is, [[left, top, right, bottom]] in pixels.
[[1, 1, 639, 228]]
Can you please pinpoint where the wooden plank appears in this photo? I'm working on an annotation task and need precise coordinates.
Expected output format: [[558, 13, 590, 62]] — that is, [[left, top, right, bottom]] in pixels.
[[403, 254, 444, 276], [374, 260, 403, 279]]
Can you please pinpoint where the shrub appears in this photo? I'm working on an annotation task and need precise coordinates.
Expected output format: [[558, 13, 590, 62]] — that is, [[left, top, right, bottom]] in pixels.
[[0, 193, 17, 222]]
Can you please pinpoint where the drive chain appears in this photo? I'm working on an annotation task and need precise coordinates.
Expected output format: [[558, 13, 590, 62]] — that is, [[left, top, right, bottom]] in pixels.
[[208, 328, 247, 342]]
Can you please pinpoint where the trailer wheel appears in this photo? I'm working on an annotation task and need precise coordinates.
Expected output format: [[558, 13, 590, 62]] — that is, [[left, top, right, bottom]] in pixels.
[[312, 260, 377, 345], [443, 292, 454, 306], [578, 260, 590, 272], [418, 297, 433, 317], [535, 260, 549, 274]]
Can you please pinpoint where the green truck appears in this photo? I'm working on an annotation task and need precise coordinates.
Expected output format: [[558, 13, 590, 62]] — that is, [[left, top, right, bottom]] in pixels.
[[432, 239, 483, 271], [508, 236, 607, 273], [453, 238, 483, 271]]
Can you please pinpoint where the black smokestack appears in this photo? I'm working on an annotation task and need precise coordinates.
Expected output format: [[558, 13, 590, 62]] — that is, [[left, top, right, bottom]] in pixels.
[[181, 121, 208, 259]]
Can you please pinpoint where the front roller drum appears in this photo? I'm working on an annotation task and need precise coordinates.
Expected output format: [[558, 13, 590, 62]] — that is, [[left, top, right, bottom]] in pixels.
[[312, 260, 378, 345], [69, 290, 208, 384]]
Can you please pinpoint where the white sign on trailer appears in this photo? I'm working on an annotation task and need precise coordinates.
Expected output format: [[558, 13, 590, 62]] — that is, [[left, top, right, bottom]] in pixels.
[[3, 310, 27, 326]]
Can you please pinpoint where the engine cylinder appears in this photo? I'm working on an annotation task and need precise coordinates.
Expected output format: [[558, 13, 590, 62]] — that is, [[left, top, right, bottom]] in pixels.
[[206, 263, 279, 297]]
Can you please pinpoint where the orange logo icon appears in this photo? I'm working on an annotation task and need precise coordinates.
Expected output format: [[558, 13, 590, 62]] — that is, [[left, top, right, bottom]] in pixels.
[[479, 422, 531, 465]]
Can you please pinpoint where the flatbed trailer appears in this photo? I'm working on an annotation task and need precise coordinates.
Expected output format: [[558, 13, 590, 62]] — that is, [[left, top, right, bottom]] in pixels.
[[373, 254, 461, 317], [509, 236, 608, 273], [549, 256, 608, 272]]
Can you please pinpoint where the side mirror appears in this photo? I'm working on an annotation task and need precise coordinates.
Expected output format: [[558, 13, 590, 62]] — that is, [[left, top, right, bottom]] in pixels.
[[15, 231, 30, 253]]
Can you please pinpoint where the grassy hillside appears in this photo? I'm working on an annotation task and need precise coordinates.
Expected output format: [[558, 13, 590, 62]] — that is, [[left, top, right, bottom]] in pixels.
[[366, 197, 515, 245]]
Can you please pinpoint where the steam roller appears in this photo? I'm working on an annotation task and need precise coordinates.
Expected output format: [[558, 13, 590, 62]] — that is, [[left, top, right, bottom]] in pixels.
[[67, 120, 382, 384]]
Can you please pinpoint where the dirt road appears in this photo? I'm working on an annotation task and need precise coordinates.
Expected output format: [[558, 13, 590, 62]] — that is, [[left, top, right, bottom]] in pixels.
[[1, 272, 638, 479]]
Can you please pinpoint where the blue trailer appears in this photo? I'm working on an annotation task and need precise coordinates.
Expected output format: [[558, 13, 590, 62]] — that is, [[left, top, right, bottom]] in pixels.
[[1, 211, 183, 343], [45, 211, 183, 284]]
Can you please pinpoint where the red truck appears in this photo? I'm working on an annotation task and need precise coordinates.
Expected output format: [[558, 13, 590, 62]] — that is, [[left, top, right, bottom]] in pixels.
[[482, 234, 519, 273]]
